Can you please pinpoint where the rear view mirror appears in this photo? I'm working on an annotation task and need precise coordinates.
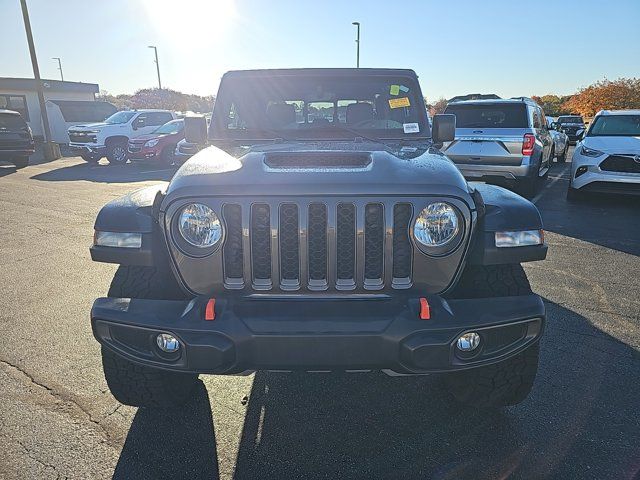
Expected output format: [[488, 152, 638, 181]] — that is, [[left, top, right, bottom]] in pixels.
[[432, 114, 456, 144], [184, 115, 208, 145]]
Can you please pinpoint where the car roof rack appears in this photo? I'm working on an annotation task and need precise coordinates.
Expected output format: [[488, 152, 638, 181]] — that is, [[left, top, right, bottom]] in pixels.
[[448, 93, 501, 103]]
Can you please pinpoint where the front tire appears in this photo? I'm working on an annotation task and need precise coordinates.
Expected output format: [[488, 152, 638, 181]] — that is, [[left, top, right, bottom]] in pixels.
[[12, 156, 29, 169], [445, 264, 539, 407], [106, 140, 128, 165], [102, 265, 197, 408]]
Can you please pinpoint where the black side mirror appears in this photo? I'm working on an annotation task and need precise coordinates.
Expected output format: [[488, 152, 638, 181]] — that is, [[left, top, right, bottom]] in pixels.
[[432, 114, 456, 144], [184, 115, 208, 145]]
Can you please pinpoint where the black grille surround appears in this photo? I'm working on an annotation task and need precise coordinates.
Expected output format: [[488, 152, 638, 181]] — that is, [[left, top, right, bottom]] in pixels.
[[599, 155, 640, 174], [69, 132, 97, 143]]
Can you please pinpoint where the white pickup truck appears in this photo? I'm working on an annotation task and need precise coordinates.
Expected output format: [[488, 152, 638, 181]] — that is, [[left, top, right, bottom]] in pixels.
[[68, 109, 176, 164]]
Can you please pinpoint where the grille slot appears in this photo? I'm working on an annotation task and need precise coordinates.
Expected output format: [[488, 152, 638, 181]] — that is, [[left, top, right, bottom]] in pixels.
[[600, 155, 640, 174], [279, 203, 300, 287], [219, 200, 417, 292], [364, 203, 384, 287], [222, 204, 244, 287], [251, 204, 272, 288]]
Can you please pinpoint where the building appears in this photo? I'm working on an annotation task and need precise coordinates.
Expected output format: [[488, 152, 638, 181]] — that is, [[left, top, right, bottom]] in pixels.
[[0, 78, 116, 143]]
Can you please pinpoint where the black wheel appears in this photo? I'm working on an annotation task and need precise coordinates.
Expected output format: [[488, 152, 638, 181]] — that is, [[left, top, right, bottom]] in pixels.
[[160, 145, 175, 166], [102, 265, 197, 408], [445, 264, 539, 407], [106, 140, 128, 165], [81, 154, 99, 164], [12, 156, 29, 169]]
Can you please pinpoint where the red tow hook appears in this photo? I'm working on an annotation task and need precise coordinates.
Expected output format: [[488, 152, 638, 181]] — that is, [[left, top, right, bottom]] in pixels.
[[419, 297, 430, 320], [205, 298, 216, 321]]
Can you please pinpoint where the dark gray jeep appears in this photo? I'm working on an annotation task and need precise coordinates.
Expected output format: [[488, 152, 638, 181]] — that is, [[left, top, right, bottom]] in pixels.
[[90, 68, 547, 409]]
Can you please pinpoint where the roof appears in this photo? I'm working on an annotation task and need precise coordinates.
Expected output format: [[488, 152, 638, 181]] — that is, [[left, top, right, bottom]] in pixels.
[[0, 77, 98, 94], [447, 97, 538, 106], [448, 93, 501, 102], [0, 109, 21, 116], [223, 68, 418, 77], [596, 109, 640, 116]]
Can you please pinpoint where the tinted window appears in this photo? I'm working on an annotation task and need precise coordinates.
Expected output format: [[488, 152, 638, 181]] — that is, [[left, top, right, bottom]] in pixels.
[[154, 119, 183, 134], [0, 113, 27, 130], [588, 115, 640, 137], [0, 95, 29, 120], [557, 116, 584, 124], [444, 103, 528, 128], [532, 107, 542, 129], [214, 74, 427, 140], [105, 111, 136, 124], [146, 112, 174, 126]]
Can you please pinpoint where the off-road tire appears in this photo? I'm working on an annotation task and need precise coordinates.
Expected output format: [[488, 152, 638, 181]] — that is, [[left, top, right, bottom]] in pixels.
[[445, 264, 539, 407], [445, 343, 540, 408], [103, 265, 197, 407], [102, 347, 198, 408], [106, 139, 128, 165], [12, 156, 29, 169]]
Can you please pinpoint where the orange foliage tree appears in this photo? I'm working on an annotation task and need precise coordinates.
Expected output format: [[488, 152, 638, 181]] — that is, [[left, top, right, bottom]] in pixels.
[[561, 78, 640, 118]]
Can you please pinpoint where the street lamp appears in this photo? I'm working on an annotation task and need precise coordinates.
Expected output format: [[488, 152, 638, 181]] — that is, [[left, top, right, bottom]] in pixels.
[[352, 22, 360, 68], [52, 57, 64, 81], [148, 45, 162, 89]]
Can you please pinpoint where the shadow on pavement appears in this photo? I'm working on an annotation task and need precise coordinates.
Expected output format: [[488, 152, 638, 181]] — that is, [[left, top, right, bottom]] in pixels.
[[230, 300, 639, 480], [535, 163, 640, 256], [30, 161, 177, 184], [113, 381, 219, 480]]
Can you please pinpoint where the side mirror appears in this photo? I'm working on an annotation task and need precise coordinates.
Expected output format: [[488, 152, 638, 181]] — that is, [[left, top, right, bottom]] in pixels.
[[432, 114, 456, 144], [184, 115, 208, 145]]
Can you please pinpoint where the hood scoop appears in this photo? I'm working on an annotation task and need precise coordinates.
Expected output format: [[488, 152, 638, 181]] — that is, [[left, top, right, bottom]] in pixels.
[[264, 152, 372, 171]]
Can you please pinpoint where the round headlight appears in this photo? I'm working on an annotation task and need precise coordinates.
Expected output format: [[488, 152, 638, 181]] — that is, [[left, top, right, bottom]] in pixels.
[[178, 203, 222, 248], [414, 202, 460, 248]]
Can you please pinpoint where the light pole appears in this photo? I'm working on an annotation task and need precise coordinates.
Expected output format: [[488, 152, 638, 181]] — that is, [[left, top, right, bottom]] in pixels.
[[52, 57, 64, 81], [148, 45, 162, 89], [352, 22, 360, 68], [20, 0, 60, 160]]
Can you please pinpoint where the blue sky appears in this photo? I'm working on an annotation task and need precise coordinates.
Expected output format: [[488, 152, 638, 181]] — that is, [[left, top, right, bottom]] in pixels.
[[2, 0, 639, 100]]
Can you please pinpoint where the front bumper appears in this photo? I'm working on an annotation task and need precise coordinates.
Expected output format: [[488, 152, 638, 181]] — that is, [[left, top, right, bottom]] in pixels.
[[128, 144, 160, 160], [69, 143, 106, 156], [571, 163, 640, 194], [91, 294, 545, 374]]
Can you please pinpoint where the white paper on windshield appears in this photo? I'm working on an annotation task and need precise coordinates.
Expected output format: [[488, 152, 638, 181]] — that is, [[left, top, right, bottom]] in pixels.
[[403, 123, 419, 133]]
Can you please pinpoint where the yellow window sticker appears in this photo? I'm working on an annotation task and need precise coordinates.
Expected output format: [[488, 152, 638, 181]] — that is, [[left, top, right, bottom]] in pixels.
[[389, 97, 410, 109], [389, 84, 400, 95]]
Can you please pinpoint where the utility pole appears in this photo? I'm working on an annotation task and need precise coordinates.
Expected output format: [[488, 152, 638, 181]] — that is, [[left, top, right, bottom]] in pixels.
[[52, 57, 64, 81], [352, 22, 360, 68], [148, 46, 162, 89], [20, 0, 60, 160]]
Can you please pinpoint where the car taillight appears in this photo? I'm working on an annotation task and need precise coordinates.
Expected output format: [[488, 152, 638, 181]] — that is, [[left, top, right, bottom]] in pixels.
[[522, 134, 535, 156]]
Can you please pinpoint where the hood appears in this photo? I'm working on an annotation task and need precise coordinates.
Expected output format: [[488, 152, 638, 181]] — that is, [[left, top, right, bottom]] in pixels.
[[69, 122, 111, 130], [583, 136, 640, 155], [164, 141, 472, 201], [129, 133, 167, 143]]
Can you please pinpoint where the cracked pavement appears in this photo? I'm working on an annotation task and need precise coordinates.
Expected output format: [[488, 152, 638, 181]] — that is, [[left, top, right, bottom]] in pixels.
[[0, 152, 638, 479]]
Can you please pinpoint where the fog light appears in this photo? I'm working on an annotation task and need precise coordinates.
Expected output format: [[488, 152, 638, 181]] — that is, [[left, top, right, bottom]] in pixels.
[[156, 333, 180, 353], [456, 332, 481, 352], [575, 166, 588, 178]]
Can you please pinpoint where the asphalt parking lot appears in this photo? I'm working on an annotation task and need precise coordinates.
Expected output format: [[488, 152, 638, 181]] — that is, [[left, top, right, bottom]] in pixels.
[[0, 149, 638, 480]]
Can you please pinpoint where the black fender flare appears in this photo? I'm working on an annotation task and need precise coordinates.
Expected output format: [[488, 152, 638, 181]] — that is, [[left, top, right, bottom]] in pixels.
[[468, 183, 547, 265]]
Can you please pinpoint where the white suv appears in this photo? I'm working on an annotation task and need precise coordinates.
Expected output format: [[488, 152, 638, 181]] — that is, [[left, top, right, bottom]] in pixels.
[[68, 109, 176, 164], [568, 109, 640, 199]]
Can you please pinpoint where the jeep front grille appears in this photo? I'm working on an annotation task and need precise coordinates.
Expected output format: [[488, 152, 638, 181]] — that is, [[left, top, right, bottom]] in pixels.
[[221, 200, 414, 292]]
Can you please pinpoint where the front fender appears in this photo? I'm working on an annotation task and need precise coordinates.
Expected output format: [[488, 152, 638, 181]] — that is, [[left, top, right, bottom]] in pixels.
[[90, 184, 167, 266], [468, 183, 547, 265]]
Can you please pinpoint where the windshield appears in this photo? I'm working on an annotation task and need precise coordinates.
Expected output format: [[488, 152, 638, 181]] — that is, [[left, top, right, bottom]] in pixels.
[[0, 113, 27, 130], [154, 119, 183, 135], [211, 74, 428, 140], [557, 116, 584, 124], [104, 111, 136, 125], [444, 103, 528, 128], [587, 114, 640, 137]]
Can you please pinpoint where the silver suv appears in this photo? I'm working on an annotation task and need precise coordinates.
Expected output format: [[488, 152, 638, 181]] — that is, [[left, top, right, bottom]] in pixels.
[[442, 98, 553, 196]]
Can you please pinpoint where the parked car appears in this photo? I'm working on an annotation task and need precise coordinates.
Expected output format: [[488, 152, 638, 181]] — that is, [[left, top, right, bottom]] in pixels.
[[68, 109, 177, 165], [556, 115, 586, 144], [173, 138, 202, 162], [546, 117, 569, 162], [89, 68, 548, 410], [128, 119, 184, 165], [442, 97, 553, 196], [0, 109, 35, 169], [568, 109, 640, 199]]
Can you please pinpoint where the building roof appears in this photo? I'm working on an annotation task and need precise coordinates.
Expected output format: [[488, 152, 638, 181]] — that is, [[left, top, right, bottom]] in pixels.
[[0, 77, 98, 94]]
